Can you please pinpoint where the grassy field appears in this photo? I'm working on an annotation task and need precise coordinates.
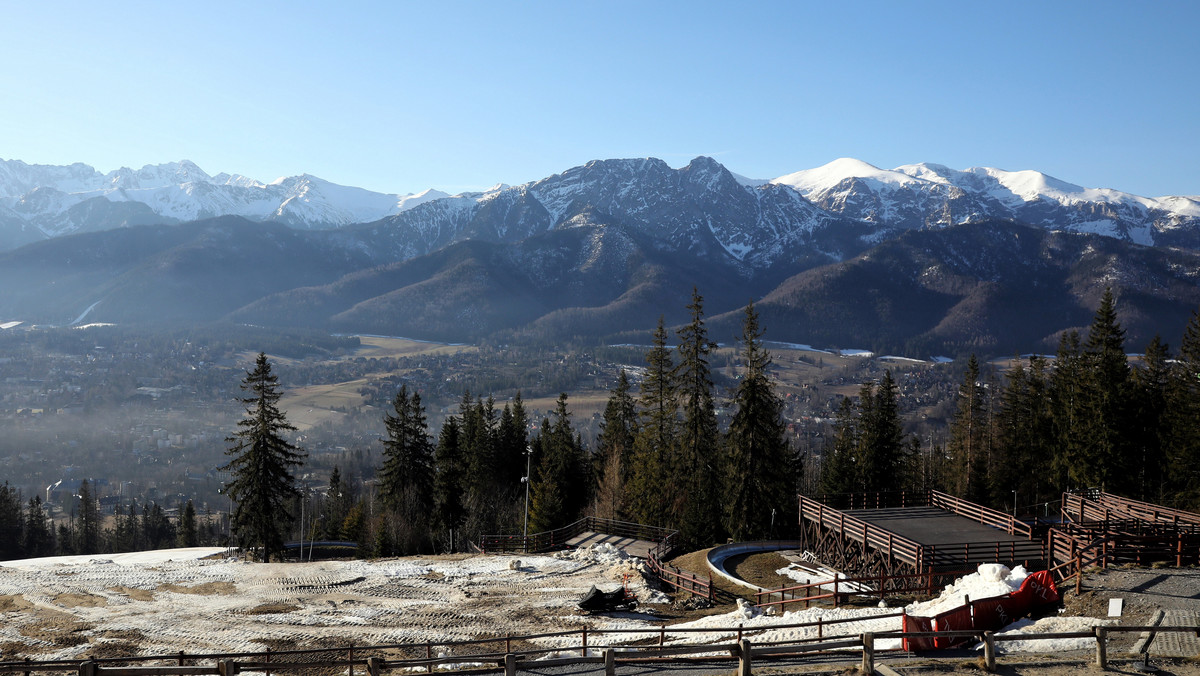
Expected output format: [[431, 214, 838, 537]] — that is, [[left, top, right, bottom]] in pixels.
[[275, 337, 477, 430]]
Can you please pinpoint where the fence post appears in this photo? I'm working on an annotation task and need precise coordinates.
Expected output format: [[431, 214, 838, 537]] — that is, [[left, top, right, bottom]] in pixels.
[[367, 657, 382, 676], [738, 639, 752, 676], [265, 647, 272, 676], [346, 645, 352, 676], [983, 631, 996, 672], [504, 653, 516, 676], [426, 643, 433, 674], [861, 633, 875, 674], [218, 660, 238, 676], [1095, 626, 1108, 669], [178, 651, 186, 666], [604, 649, 615, 676], [582, 627, 588, 656], [79, 661, 96, 676], [833, 577, 839, 607]]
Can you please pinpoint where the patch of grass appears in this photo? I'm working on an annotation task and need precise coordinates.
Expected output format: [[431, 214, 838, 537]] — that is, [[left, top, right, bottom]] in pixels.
[[726, 551, 795, 590], [243, 603, 303, 615]]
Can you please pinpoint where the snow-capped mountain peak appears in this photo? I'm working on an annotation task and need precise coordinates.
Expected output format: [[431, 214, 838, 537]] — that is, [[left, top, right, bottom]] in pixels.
[[772, 157, 923, 196], [0, 158, 455, 247]]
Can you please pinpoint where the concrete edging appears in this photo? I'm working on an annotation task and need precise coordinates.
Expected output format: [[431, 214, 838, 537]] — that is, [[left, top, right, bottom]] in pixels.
[[706, 540, 806, 592]]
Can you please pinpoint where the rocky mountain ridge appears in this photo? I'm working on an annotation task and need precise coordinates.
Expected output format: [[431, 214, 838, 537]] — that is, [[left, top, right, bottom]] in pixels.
[[2, 155, 1197, 257]]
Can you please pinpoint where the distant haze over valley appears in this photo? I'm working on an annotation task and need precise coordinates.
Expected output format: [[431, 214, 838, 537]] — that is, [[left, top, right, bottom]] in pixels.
[[1, 155, 1199, 358]]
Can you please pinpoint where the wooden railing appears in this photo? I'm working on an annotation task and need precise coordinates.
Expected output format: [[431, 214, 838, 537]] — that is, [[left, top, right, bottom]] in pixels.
[[799, 494, 1043, 572], [3, 623, 1196, 676], [754, 570, 971, 610], [919, 539, 1046, 570], [930, 490, 1033, 537], [646, 531, 714, 600], [1094, 491, 1200, 526], [799, 494, 926, 568]]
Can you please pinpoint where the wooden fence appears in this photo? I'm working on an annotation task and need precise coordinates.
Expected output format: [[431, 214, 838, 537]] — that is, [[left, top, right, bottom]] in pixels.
[[3, 623, 1196, 676], [754, 570, 973, 610], [929, 491, 1033, 538]]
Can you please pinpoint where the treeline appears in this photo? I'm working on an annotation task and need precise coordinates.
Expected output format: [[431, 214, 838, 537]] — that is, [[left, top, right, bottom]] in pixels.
[[819, 289, 1200, 514], [0, 480, 216, 560], [354, 290, 801, 552]]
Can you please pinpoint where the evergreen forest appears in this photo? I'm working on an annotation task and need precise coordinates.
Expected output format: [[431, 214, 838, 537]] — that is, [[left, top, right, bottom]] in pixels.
[[2, 287, 1200, 560]]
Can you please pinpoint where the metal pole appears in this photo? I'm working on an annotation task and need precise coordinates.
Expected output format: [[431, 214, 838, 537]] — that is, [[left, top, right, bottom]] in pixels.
[[522, 444, 532, 542]]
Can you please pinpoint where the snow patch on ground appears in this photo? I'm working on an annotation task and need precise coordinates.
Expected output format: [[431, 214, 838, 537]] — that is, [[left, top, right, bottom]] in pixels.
[[907, 564, 1028, 617], [982, 616, 1114, 653]]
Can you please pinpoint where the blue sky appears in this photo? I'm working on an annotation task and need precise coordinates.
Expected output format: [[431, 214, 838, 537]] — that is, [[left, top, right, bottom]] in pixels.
[[1, 1, 1196, 197]]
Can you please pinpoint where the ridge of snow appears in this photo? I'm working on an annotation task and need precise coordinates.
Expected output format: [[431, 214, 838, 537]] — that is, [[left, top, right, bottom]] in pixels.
[[772, 158, 923, 195]]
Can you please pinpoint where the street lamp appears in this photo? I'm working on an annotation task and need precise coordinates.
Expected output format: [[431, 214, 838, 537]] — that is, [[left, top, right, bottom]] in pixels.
[[522, 444, 533, 546]]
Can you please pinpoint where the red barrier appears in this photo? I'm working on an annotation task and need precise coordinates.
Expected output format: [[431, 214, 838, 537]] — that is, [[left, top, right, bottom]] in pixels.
[[902, 570, 1060, 651]]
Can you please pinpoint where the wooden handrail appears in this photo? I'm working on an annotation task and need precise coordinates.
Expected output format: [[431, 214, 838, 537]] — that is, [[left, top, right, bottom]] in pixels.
[[7, 624, 1199, 676]]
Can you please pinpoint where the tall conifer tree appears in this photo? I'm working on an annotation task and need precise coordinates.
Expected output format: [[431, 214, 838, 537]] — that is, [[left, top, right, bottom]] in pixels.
[[1081, 288, 1133, 493], [432, 416, 466, 551], [627, 317, 677, 526], [947, 356, 989, 502], [222, 353, 305, 562], [857, 372, 906, 495], [673, 288, 722, 546], [724, 301, 793, 540], [379, 385, 435, 553], [593, 371, 638, 519], [1132, 336, 1171, 502]]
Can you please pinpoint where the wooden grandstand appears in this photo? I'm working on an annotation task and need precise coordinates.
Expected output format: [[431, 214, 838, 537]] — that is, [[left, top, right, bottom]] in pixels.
[[797, 490, 1047, 588], [1049, 490, 1200, 578]]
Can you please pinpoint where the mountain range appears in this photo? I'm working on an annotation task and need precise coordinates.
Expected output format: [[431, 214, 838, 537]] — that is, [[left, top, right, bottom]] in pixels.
[[1, 155, 1198, 356]]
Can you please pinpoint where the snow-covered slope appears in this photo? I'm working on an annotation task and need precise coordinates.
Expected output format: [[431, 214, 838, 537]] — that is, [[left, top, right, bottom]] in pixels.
[[772, 159, 1200, 246], [0, 158, 447, 245], [3, 155, 1198, 257], [355, 156, 856, 271]]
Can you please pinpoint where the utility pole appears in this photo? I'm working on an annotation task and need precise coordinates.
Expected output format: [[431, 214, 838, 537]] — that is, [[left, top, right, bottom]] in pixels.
[[522, 444, 533, 545]]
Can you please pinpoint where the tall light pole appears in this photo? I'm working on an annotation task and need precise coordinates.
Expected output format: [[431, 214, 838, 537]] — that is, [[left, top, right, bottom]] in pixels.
[[522, 444, 533, 548]]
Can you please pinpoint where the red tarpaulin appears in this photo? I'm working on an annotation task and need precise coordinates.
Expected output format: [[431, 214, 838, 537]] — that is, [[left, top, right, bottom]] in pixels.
[[902, 570, 1060, 651]]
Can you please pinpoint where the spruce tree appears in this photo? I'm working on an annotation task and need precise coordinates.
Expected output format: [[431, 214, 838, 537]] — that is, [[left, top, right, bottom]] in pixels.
[[77, 479, 100, 555], [1080, 288, 1133, 493], [496, 393, 530, 488], [222, 353, 306, 562], [993, 356, 1054, 512], [626, 317, 677, 526], [673, 288, 722, 547], [1132, 336, 1171, 502], [857, 372, 906, 495], [528, 394, 587, 531], [947, 356, 990, 503], [1166, 308, 1200, 507], [724, 301, 793, 541], [1050, 330, 1089, 490], [24, 497, 51, 557], [432, 416, 467, 550], [324, 466, 351, 539], [0, 483, 23, 560], [177, 500, 198, 548], [593, 370, 637, 519], [820, 397, 860, 499], [378, 385, 435, 553]]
